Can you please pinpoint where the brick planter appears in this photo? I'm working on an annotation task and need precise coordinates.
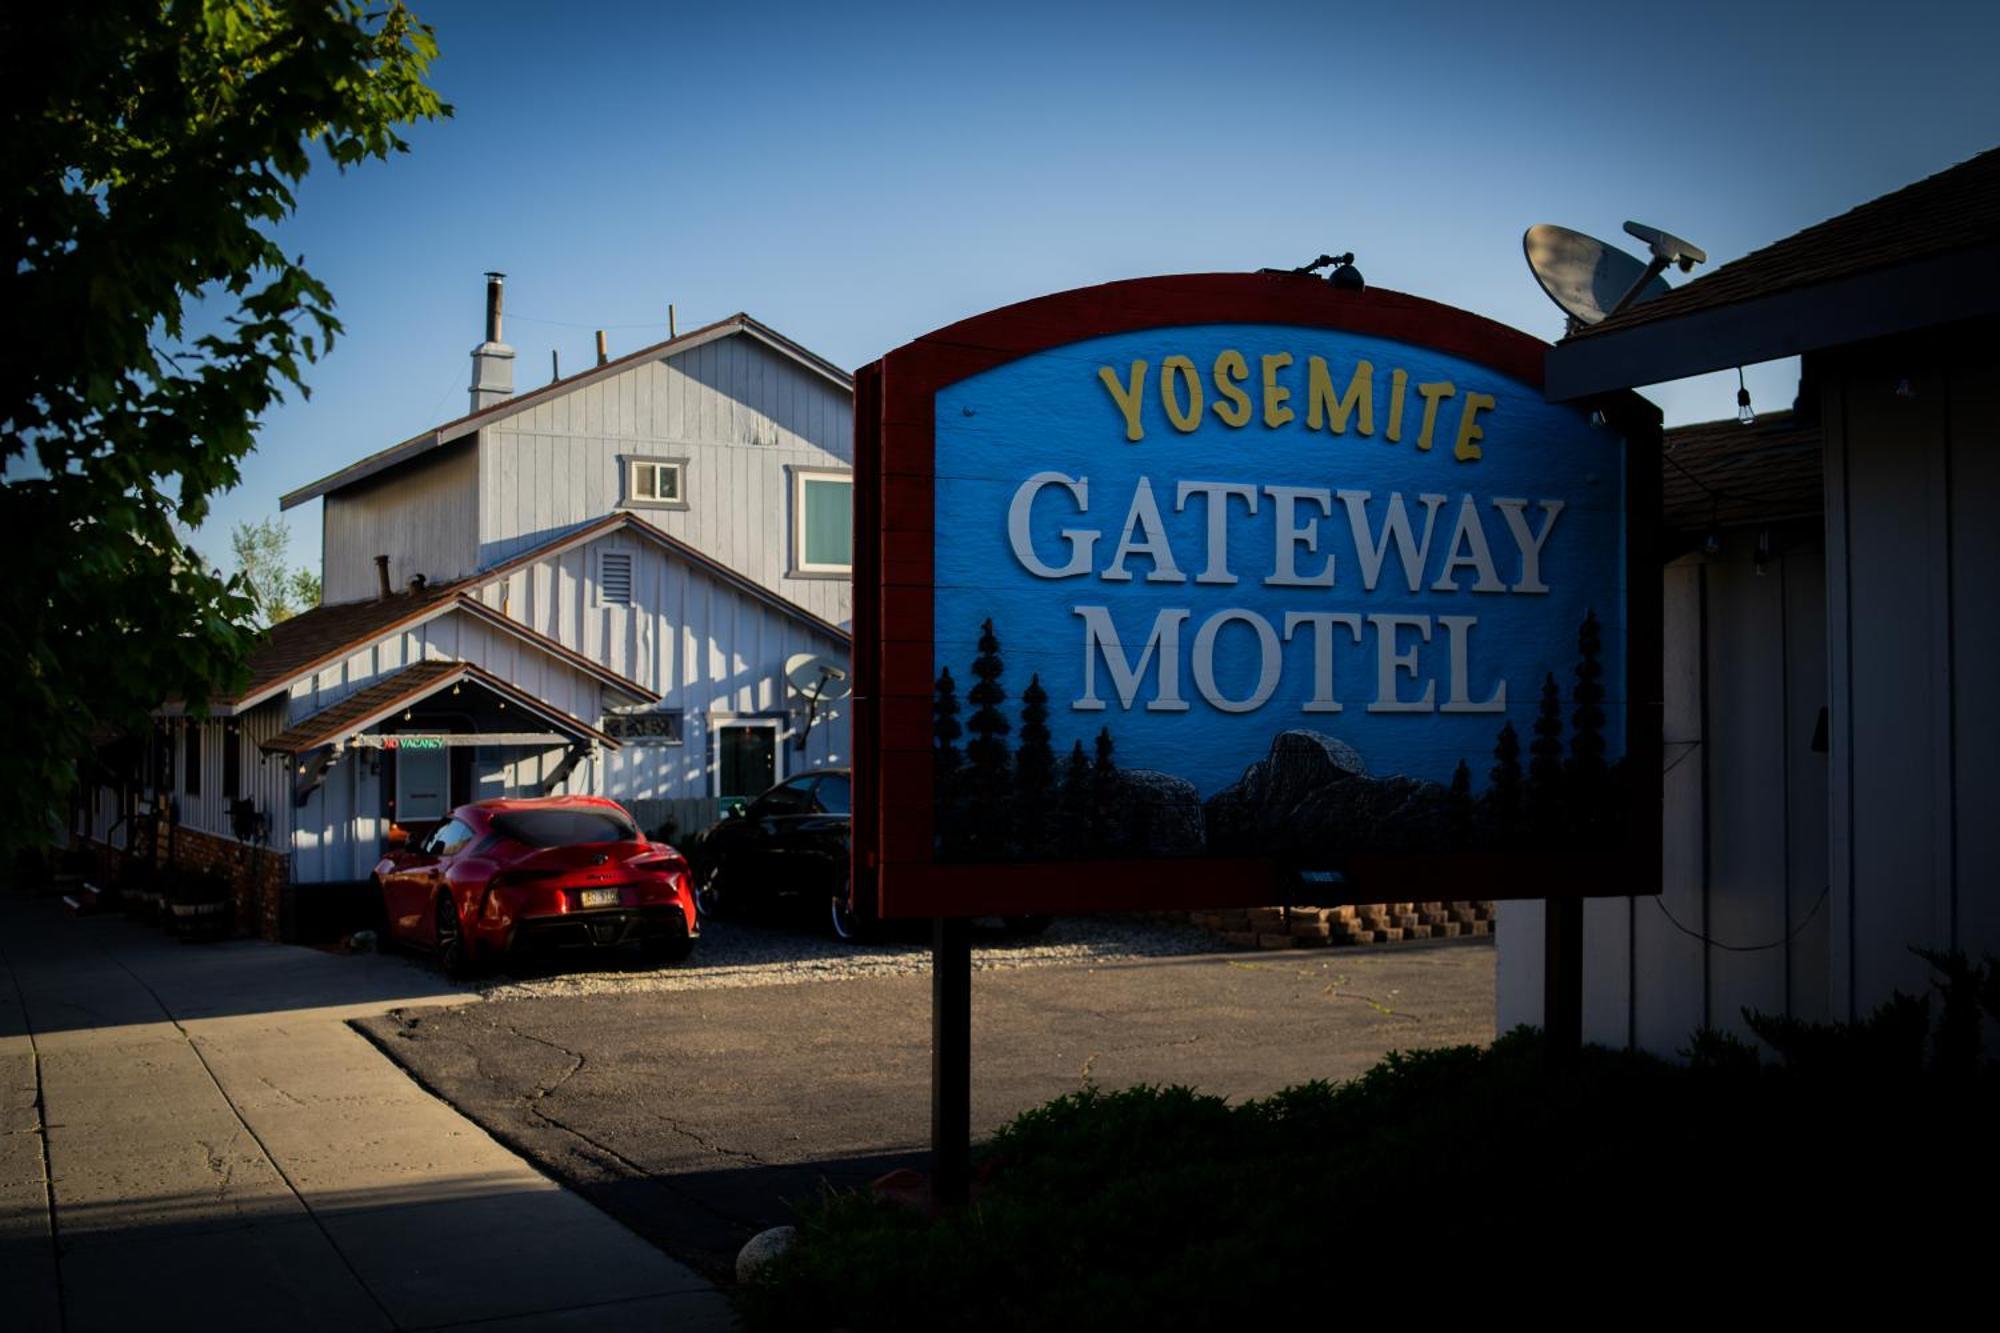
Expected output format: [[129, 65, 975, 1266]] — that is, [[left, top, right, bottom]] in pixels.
[[79, 829, 288, 942]]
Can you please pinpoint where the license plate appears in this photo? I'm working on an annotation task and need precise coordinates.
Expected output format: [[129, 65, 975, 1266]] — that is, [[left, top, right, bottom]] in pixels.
[[579, 887, 621, 909]]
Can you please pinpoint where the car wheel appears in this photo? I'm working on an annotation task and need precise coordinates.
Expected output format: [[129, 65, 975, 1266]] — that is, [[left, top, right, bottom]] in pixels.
[[435, 892, 472, 979], [641, 933, 694, 965], [830, 885, 875, 944], [1003, 914, 1054, 937], [693, 861, 724, 921]]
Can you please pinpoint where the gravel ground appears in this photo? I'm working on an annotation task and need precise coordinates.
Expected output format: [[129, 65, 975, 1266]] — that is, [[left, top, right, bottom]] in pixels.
[[476, 912, 1227, 1001]]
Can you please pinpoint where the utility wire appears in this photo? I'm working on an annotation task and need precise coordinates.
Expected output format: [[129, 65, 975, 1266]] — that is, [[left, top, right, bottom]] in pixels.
[[1652, 882, 1831, 954]]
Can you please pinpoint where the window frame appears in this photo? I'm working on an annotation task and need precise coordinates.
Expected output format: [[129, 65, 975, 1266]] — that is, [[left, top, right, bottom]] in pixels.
[[182, 720, 202, 798], [789, 466, 854, 577], [619, 454, 690, 512], [711, 715, 786, 801]]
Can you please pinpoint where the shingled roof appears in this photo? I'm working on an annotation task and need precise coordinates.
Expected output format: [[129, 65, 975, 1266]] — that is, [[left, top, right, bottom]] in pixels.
[[223, 511, 845, 712], [1545, 147, 2000, 400], [260, 660, 617, 754], [281, 312, 851, 509], [1659, 410, 1821, 535], [1577, 148, 2000, 340]]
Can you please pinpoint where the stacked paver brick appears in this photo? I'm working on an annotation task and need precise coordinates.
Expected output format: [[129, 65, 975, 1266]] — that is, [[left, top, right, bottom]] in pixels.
[[1183, 901, 1496, 949]]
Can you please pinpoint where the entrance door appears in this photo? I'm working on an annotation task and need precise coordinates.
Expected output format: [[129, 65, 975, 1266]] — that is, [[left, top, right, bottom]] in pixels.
[[715, 720, 781, 802], [396, 745, 450, 823]]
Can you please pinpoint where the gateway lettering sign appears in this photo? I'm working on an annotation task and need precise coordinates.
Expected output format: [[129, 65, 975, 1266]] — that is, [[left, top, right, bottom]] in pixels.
[[853, 275, 1660, 918]]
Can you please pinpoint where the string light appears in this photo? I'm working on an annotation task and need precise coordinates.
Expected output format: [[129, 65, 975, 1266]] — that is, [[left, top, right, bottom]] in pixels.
[[1736, 367, 1755, 426]]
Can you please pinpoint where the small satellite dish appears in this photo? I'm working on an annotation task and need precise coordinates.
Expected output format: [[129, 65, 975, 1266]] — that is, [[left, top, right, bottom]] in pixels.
[[785, 653, 850, 752], [786, 653, 851, 700], [1524, 224, 1671, 329]]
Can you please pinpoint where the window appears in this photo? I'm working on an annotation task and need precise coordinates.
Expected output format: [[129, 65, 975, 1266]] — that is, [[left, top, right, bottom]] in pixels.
[[715, 720, 782, 800], [153, 723, 174, 792], [599, 550, 634, 606], [814, 773, 851, 815], [424, 819, 477, 857], [222, 724, 242, 801], [751, 775, 818, 818], [792, 469, 853, 575], [183, 721, 201, 797], [622, 456, 688, 511], [494, 809, 638, 847]]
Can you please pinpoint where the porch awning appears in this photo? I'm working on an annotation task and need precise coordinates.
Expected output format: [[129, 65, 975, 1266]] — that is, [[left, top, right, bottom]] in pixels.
[[259, 660, 619, 755]]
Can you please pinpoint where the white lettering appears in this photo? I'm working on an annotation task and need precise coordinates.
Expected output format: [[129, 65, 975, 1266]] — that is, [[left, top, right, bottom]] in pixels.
[[1102, 476, 1186, 583], [1366, 613, 1435, 713], [1191, 609, 1282, 713], [1493, 498, 1564, 593], [1007, 471, 1097, 579], [1265, 485, 1336, 587], [1338, 490, 1447, 593], [1438, 615, 1507, 712], [1174, 480, 1259, 585], [1283, 611, 1364, 713], [1073, 606, 1190, 711], [1431, 494, 1507, 593]]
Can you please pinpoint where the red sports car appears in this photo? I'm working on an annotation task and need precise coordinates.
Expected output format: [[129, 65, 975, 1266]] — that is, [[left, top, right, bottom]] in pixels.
[[373, 797, 697, 972]]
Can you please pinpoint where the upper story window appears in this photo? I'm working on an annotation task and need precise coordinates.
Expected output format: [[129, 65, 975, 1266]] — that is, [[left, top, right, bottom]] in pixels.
[[622, 455, 688, 511], [791, 468, 853, 576]]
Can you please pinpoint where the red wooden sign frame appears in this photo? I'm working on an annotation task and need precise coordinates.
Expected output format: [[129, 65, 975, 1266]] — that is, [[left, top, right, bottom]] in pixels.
[[852, 273, 1662, 920]]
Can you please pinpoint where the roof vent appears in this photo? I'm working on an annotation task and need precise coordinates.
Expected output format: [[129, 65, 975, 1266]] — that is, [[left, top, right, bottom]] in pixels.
[[599, 551, 633, 607]]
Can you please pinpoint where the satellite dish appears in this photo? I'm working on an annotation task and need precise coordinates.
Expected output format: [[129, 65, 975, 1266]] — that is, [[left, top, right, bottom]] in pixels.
[[785, 653, 850, 752], [786, 653, 851, 701], [1524, 223, 1671, 329]]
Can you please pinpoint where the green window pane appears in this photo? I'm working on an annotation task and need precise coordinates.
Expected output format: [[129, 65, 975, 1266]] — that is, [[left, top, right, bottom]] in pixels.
[[804, 477, 852, 568]]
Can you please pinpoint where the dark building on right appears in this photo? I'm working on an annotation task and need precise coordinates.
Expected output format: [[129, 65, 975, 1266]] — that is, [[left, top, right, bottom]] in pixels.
[[1500, 147, 2000, 1050]]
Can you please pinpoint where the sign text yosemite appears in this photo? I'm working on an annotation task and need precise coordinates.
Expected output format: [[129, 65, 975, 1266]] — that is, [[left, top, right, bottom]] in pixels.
[[853, 276, 1656, 918]]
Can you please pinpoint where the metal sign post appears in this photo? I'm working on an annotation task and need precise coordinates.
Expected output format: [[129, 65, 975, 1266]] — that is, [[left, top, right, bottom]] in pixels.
[[931, 916, 972, 1206]]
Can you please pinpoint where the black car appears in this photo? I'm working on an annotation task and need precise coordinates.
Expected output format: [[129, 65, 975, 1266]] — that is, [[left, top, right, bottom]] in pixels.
[[688, 769, 875, 939], [688, 770, 1052, 941]]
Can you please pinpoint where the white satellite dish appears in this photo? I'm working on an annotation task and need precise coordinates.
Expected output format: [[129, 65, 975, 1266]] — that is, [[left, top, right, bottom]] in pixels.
[[786, 653, 850, 751], [1524, 223, 1671, 330]]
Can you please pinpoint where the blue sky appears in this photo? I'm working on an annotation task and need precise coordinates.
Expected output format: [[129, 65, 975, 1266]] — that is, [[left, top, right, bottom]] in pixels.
[[195, 0, 2000, 579]]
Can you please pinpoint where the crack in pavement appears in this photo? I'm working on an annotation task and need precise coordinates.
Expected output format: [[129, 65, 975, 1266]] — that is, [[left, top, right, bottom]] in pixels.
[[639, 1110, 773, 1167]]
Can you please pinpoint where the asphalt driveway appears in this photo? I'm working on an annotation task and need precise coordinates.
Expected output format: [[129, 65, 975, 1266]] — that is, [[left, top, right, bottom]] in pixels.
[[356, 937, 1494, 1281]]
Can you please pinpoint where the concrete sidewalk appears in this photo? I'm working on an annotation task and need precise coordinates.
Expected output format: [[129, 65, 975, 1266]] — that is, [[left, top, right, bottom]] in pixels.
[[0, 892, 731, 1331]]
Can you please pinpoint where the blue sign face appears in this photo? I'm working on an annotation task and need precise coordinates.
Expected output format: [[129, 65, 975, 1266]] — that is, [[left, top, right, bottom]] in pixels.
[[931, 323, 1627, 862]]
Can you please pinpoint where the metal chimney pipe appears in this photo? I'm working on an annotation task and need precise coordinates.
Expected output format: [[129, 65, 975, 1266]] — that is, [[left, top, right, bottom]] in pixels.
[[484, 272, 505, 343], [551, 348, 560, 382], [374, 554, 392, 600], [668, 304, 676, 339], [595, 330, 608, 366]]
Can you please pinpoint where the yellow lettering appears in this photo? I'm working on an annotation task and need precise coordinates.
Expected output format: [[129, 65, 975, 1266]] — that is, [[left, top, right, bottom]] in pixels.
[[1098, 361, 1149, 443], [1414, 381, 1456, 452], [1307, 356, 1373, 435], [1386, 368, 1408, 442], [1212, 350, 1252, 428], [1160, 355, 1203, 432], [1261, 353, 1295, 428], [1454, 391, 1496, 462]]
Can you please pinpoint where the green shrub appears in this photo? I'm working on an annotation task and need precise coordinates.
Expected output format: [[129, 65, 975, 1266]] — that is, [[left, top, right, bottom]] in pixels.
[[743, 970, 2000, 1329]]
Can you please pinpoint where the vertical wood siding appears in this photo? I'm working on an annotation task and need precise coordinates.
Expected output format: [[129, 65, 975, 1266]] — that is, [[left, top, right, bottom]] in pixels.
[[1822, 350, 1999, 1018], [476, 333, 854, 628], [322, 438, 480, 603], [1498, 536, 1830, 1050], [474, 530, 849, 803], [83, 702, 295, 874]]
